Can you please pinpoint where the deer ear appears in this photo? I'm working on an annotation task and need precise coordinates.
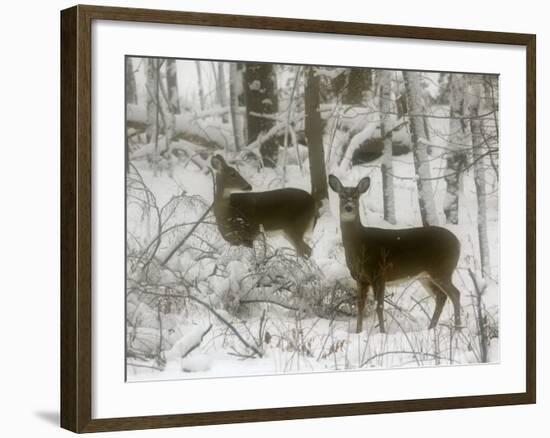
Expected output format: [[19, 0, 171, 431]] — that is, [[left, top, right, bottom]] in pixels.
[[211, 154, 226, 171], [357, 176, 371, 194], [328, 175, 343, 193]]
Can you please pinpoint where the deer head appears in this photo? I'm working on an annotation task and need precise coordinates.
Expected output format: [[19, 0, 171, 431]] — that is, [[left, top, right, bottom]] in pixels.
[[328, 174, 370, 222], [211, 154, 252, 198]]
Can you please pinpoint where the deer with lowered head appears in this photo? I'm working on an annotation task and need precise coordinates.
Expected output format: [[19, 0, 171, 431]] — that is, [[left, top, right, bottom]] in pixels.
[[211, 154, 317, 257], [328, 174, 462, 333]]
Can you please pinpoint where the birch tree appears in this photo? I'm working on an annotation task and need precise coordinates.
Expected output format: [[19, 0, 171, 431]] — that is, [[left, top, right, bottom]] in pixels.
[[469, 75, 491, 277], [145, 58, 159, 145], [125, 57, 137, 105], [402, 71, 439, 226], [483, 75, 500, 178], [162, 59, 180, 162], [165, 59, 180, 115], [144, 58, 162, 176], [125, 57, 137, 173], [304, 67, 328, 205], [378, 70, 396, 224], [217, 62, 229, 122], [195, 61, 206, 111], [244, 63, 279, 167], [444, 73, 467, 224], [229, 63, 244, 151]]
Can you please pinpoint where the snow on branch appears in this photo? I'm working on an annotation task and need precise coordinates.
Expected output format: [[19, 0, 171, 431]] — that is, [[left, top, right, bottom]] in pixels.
[[164, 323, 212, 361], [338, 113, 379, 171]]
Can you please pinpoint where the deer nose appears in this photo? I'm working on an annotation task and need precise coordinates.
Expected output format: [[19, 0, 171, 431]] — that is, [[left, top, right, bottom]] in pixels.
[[344, 205, 353, 213]]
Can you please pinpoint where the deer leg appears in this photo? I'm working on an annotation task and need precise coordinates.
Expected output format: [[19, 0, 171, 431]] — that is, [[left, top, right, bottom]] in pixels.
[[285, 230, 312, 258], [258, 227, 267, 260], [420, 278, 447, 329], [430, 287, 447, 329], [356, 282, 368, 333], [294, 237, 312, 258], [373, 280, 386, 333], [434, 277, 462, 328]]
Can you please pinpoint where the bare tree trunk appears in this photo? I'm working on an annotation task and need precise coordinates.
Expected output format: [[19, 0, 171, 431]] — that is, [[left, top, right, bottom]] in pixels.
[[402, 71, 439, 226], [153, 60, 162, 176], [145, 58, 159, 144], [378, 70, 396, 224], [469, 75, 491, 277], [125, 57, 137, 173], [444, 73, 467, 224], [244, 63, 279, 167], [482, 75, 500, 179], [229, 63, 244, 151], [158, 60, 176, 166], [282, 67, 302, 183], [483, 74, 499, 142], [304, 67, 328, 205], [195, 61, 205, 111], [217, 62, 229, 123], [165, 59, 180, 114], [125, 57, 137, 105], [144, 59, 162, 176]]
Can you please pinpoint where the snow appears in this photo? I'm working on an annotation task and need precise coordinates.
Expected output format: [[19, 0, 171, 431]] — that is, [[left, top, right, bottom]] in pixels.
[[164, 323, 212, 361], [126, 100, 499, 382]]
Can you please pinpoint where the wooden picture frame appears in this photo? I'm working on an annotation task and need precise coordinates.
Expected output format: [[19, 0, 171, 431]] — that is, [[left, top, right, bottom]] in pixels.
[[61, 4, 536, 433]]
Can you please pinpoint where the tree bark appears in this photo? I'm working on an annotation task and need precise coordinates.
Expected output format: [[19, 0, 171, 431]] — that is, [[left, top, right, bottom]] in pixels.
[[469, 75, 491, 277], [244, 63, 279, 167], [165, 59, 180, 114], [125, 57, 137, 173], [229, 63, 244, 151], [402, 71, 439, 226], [482, 74, 500, 178], [145, 58, 159, 144], [378, 70, 396, 224], [304, 67, 328, 205], [195, 61, 206, 111], [444, 73, 467, 224], [125, 57, 137, 105], [217, 62, 229, 123]]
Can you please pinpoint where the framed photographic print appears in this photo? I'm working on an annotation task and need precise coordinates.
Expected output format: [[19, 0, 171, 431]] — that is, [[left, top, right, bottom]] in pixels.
[[60, 4, 536, 433]]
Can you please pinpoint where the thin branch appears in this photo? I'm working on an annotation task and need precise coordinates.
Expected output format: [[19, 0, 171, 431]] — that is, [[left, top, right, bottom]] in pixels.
[[159, 204, 213, 267], [240, 299, 299, 312], [181, 324, 213, 360], [361, 350, 458, 367], [185, 294, 263, 358]]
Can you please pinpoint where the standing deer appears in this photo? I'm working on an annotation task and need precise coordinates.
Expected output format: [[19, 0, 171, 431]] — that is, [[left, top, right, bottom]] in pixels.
[[211, 155, 317, 257], [328, 174, 462, 333]]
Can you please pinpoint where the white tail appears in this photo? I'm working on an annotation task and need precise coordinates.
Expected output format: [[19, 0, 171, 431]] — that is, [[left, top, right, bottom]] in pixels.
[[328, 174, 462, 333], [211, 155, 317, 257]]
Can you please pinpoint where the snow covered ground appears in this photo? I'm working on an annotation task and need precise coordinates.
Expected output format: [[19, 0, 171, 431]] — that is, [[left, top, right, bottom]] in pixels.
[[125, 113, 499, 382]]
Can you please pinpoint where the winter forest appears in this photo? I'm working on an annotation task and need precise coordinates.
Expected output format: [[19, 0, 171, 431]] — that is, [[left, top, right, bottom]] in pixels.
[[125, 56, 500, 381]]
